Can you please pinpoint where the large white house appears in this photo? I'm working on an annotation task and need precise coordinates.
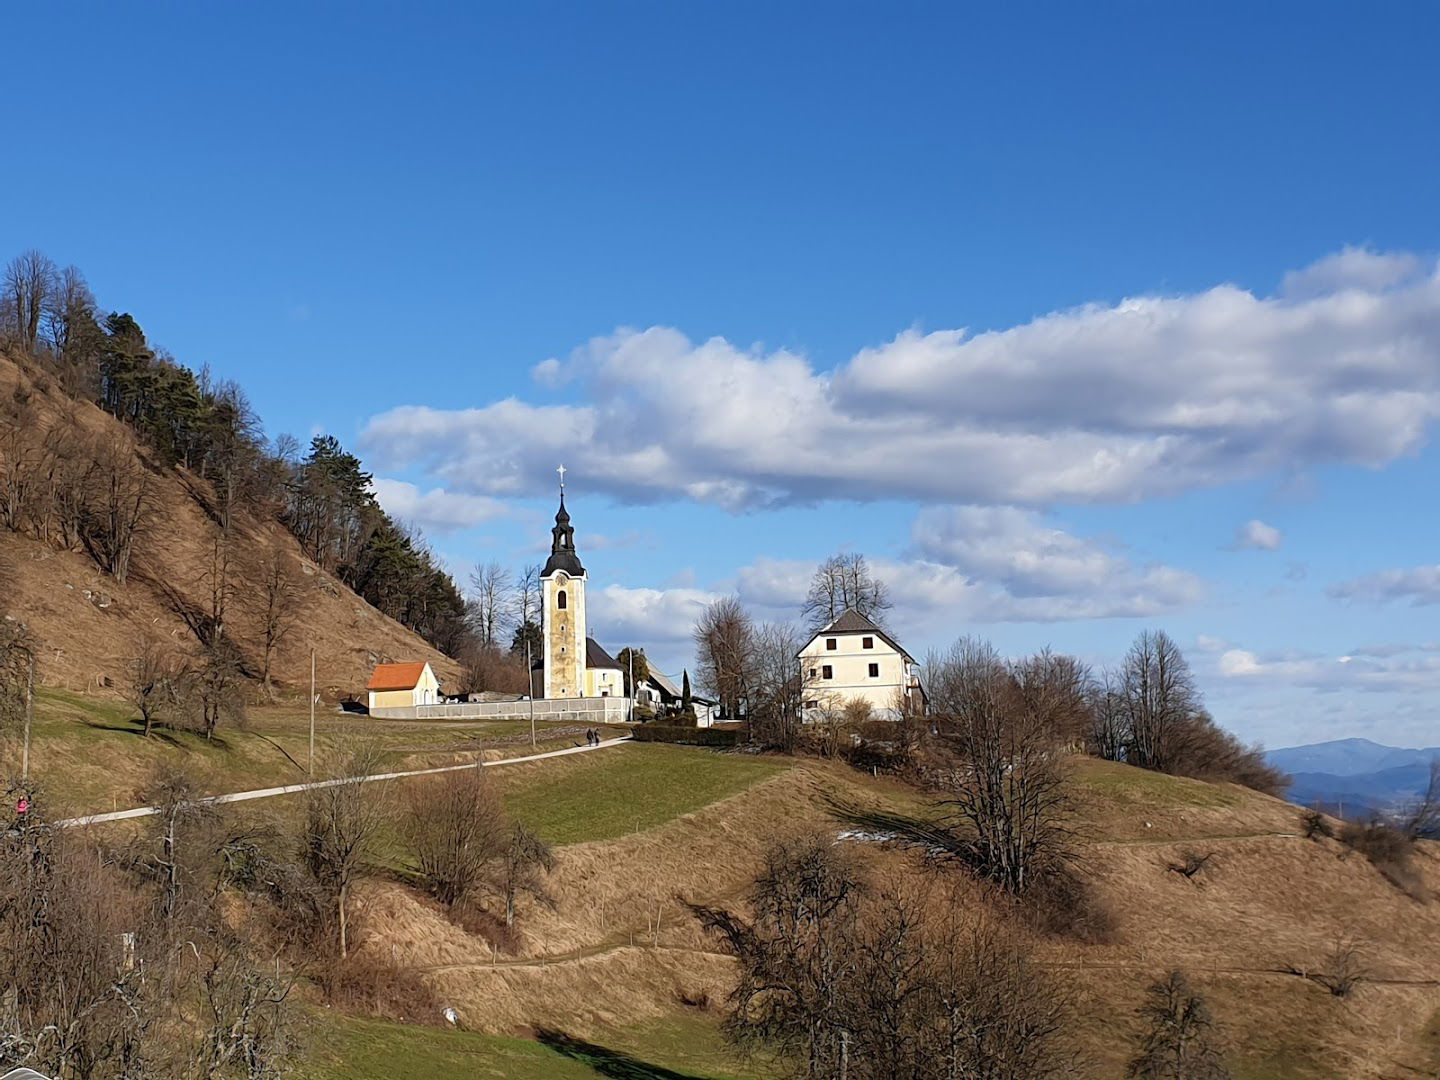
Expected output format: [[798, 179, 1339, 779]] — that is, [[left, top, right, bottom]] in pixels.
[[797, 609, 924, 722]]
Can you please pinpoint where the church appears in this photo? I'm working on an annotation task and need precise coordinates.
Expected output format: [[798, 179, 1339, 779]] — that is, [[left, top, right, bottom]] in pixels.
[[533, 469, 626, 701]]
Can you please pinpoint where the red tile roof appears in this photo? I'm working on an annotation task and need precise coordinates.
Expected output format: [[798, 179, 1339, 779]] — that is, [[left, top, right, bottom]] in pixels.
[[366, 661, 430, 692]]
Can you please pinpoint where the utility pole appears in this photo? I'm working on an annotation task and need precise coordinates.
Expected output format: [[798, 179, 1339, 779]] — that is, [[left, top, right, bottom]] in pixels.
[[308, 648, 316, 776], [522, 583, 537, 750], [628, 649, 634, 724], [527, 636, 536, 750], [21, 646, 34, 782]]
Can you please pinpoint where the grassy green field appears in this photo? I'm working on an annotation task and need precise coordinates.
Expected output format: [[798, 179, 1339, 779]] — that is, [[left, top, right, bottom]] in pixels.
[[19, 688, 621, 816], [297, 1012, 765, 1080], [499, 743, 788, 845], [1070, 755, 1242, 810]]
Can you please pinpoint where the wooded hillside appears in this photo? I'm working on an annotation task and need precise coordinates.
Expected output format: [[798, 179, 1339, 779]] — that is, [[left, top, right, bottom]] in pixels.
[[0, 249, 464, 698]]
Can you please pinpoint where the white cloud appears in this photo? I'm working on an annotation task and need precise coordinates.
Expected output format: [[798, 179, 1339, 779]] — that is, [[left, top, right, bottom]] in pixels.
[[906, 506, 1203, 620], [370, 478, 510, 533], [1328, 565, 1440, 606], [1215, 642, 1440, 695], [588, 584, 718, 647], [1280, 247, 1423, 300], [1231, 519, 1283, 551], [361, 250, 1440, 511], [734, 557, 816, 610]]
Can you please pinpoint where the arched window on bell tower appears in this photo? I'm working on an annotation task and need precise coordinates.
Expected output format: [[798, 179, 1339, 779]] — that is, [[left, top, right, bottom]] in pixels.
[[558, 590, 567, 610]]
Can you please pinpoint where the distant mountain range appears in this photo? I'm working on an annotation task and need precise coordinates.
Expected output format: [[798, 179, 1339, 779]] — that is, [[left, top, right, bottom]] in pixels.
[[1265, 738, 1440, 814]]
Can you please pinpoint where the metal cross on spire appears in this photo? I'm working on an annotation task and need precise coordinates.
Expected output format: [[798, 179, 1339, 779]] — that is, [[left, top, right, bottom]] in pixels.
[[557, 463, 567, 495]]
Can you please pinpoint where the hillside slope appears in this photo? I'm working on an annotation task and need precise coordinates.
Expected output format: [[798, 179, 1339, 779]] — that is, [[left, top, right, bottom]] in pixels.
[[0, 353, 458, 698], [344, 751, 1440, 1079]]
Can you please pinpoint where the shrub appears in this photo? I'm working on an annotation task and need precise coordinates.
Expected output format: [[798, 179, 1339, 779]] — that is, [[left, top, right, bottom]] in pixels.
[[1339, 817, 1425, 898], [1168, 850, 1218, 881], [631, 724, 741, 747], [1312, 935, 1367, 998], [402, 767, 506, 909], [317, 951, 441, 1021], [1302, 809, 1334, 840]]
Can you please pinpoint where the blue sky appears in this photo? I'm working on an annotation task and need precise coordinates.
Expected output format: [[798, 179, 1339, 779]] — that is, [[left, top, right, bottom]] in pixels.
[[5, 3, 1440, 747]]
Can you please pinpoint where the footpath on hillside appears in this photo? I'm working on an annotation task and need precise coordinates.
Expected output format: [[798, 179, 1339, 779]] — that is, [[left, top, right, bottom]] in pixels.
[[56, 736, 632, 828]]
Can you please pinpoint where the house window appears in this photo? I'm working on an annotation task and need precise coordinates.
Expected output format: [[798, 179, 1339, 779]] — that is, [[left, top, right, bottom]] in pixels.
[[863, 636, 874, 649], [822, 665, 833, 680], [558, 590, 567, 610], [809, 667, 817, 678], [825, 638, 837, 650], [868, 663, 880, 678]]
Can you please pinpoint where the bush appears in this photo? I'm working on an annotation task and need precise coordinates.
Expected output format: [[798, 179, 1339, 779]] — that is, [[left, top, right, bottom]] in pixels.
[[317, 951, 442, 1021], [1302, 809, 1335, 840], [1312, 935, 1367, 998], [1339, 817, 1425, 898], [1166, 716, 1290, 798], [631, 724, 741, 747]]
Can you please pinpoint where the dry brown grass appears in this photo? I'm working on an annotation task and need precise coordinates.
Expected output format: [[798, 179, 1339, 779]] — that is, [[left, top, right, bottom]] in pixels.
[[336, 753, 1440, 1077], [0, 354, 458, 703]]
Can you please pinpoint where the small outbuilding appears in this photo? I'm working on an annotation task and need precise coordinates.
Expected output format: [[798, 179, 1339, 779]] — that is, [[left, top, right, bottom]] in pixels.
[[366, 661, 441, 714]]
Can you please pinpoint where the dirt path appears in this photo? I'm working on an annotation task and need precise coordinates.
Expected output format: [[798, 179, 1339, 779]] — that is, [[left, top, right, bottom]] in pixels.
[[55, 735, 632, 828]]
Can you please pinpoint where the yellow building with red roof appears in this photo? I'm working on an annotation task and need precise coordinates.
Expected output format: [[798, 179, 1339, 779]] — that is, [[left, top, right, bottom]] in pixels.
[[365, 661, 440, 713]]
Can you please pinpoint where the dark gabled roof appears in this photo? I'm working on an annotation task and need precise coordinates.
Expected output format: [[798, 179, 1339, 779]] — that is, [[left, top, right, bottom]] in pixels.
[[585, 637, 622, 670], [801, 608, 914, 663], [542, 494, 586, 577]]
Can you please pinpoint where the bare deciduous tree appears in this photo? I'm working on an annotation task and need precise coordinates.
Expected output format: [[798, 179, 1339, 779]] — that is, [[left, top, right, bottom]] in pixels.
[[44, 264, 96, 355], [0, 618, 36, 740], [403, 768, 506, 910], [928, 638, 1075, 897], [129, 644, 182, 738], [2, 249, 58, 355], [0, 390, 40, 532], [499, 823, 555, 928], [511, 563, 541, 633], [692, 834, 865, 1077], [1118, 630, 1199, 773], [1127, 970, 1230, 1079], [302, 740, 390, 959], [468, 561, 514, 650], [195, 638, 246, 741], [802, 552, 892, 632], [748, 621, 804, 752], [693, 595, 755, 720], [1307, 934, 1368, 998], [251, 553, 305, 696], [1403, 758, 1440, 840], [694, 839, 1076, 1080], [81, 430, 154, 585]]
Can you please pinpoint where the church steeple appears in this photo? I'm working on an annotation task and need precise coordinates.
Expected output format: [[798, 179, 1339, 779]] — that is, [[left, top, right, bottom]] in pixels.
[[542, 466, 585, 578], [540, 465, 587, 700]]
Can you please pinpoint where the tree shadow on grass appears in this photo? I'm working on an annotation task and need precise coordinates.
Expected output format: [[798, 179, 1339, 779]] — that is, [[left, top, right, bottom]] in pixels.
[[534, 1028, 714, 1080], [822, 793, 971, 865], [80, 721, 187, 748]]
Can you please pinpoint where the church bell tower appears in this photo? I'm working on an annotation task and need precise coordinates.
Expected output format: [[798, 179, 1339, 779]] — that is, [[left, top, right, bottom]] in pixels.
[[541, 466, 587, 699]]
